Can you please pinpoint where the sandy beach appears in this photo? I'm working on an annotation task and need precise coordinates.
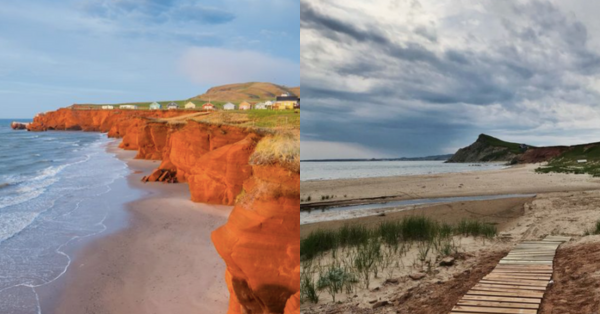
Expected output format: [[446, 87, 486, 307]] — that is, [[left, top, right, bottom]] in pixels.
[[42, 144, 231, 314], [301, 165, 600, 313], [301, 164, 600, 206]]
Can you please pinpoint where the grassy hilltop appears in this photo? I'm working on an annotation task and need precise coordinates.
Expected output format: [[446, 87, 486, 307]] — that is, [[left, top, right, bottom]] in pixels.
[[75, 82, 300, 110]]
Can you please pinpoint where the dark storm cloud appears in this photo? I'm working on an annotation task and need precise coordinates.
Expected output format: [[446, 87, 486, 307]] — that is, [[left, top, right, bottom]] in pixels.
[[301, 0, 600, 158]]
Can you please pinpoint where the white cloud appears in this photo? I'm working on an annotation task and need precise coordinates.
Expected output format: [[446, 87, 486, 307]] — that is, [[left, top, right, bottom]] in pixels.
[[178, 47, 299, 86]]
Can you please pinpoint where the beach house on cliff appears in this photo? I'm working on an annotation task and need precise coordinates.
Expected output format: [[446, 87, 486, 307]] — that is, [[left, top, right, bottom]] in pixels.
[[101, 105, 114, 110], [119, 104, 138, 110], [149, 102, 162, 110], [202, 102, 215, 110], [223, 102, 236, 110], [167, 102, 179, 110], [239, 101, 252, 110], [184, 101, 197, 109], [275, 94, 298, 110]]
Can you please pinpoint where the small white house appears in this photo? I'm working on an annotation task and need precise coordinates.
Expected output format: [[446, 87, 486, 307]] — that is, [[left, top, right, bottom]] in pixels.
[[184, 101, 197, 109], [101, 105, 114, 110], [254, 102, 267, 110], [264, 100, 274, 109], [149, 102, 162, 110], [167, 102, 179, 110], [119, 105, 138, 110], [223, 102, 236, 110], [578, 159, 588, 163]]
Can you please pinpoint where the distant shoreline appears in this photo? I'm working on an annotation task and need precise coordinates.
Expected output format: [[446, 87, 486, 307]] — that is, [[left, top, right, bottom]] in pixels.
[[301, 154, 453, 162]]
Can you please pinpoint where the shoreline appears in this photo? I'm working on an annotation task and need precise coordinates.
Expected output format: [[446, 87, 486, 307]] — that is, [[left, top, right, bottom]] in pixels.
[[301, 164, 600, 235], [40, 139, 231, 314], [301, 164, 600, 206]]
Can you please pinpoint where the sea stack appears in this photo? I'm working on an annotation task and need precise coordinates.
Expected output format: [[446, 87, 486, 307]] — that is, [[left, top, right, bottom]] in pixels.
[[10, 122, 29, 130]]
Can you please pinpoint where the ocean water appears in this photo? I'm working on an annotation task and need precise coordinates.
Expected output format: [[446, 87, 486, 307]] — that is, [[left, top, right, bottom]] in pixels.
[[0, 119, 135, 313], [300, 160, 508, 181]]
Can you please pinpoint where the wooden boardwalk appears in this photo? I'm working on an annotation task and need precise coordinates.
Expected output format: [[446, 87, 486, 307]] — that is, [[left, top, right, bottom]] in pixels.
[[450, 235, 571, 314]]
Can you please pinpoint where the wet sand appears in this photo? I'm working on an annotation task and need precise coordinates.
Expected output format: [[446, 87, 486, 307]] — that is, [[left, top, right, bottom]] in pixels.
[[43, 144, 231, 314], [301, 164, 600, 206]]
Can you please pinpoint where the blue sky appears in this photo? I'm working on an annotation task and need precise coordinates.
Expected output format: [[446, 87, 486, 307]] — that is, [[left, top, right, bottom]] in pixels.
[[0, 0, 299, 119]]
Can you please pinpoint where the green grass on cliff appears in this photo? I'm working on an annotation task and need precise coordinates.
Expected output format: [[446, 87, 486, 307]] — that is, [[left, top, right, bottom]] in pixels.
[[535, 143, 600, 177], [478, 134, 529, 154]]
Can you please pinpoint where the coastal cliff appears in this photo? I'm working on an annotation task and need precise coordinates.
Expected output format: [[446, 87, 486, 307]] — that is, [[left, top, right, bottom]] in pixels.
[[448, 133, 600, 167], [447, 134, 530, 163], [27, 108, 300, 314]]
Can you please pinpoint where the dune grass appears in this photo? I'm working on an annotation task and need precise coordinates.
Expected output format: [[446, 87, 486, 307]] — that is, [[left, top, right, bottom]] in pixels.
[[250, 130, 299, 172], [584, 220, 600, 236], [300, 217, 496, 261]]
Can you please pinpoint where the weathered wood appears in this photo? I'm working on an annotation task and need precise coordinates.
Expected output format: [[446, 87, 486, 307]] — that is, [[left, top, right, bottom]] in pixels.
[[451, 305, 537, 314], [460, 295, 541, 304], [457, 299, 539, 309], [448, 236, 569, 314]]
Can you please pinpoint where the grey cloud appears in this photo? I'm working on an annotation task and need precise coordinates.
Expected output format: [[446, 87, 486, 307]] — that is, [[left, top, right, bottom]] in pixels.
[[301, 0, 600, 158]]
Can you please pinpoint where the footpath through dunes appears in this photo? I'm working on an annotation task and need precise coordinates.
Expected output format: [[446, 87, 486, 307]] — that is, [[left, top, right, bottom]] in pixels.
[[26, 108, 301, 314], [451, 236, 570, 314]]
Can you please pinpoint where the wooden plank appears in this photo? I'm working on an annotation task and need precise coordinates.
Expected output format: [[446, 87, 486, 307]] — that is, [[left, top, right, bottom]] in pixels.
[[457, 300, 539, 309], [451, 305, 537, 314], [475, 283, 546, 291], [485, 274, 551, 281], [467, 290, 544, 299], [501, 257, 555, 261], [449, 235, 564, 314], [498, 260, 552, 265], [491, 268, 553, 273], [480, 279, 548, 287], [461, 295, 541, 304]]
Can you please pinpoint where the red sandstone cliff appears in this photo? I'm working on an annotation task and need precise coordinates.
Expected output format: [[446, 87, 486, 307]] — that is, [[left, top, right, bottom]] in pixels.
[[26, 108, 300, 314], [212, 164, 300, 314]]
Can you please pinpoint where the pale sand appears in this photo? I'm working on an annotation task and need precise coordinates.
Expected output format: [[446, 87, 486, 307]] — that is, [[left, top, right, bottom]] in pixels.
[[301, 164, 600, 313], [301, 164, 600, 204], [50, 146, 231, 314]]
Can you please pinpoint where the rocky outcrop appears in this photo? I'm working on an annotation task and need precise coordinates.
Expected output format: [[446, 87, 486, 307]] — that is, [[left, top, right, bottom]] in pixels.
[[11, 122, 29, 130], [517, 146, 568, 163], [212, 164, 300, 314], [447, 134, 528, 163]]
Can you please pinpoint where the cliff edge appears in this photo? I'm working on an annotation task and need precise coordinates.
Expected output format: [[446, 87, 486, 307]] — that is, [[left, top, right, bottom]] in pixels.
[[447, 134, 530, 163]]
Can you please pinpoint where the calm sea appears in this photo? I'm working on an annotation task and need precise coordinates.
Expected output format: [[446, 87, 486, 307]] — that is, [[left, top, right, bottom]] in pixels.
[[0, 119, 135, 313], [300, 160, 507, 181]]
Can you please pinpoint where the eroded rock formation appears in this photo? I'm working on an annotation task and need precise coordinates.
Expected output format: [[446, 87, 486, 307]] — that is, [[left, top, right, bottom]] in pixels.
[[11, 122, 29, 130], [25, 108, 300, 314], [212, 164, 300, 314]]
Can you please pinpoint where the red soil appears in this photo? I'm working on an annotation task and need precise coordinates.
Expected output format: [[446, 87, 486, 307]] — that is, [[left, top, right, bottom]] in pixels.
[[539, 241, 600, 313]]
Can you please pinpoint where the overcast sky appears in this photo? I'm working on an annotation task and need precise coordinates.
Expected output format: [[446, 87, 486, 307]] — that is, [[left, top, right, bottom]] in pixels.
[[0, 0, 299, 119], [301, 0, 600, 159]]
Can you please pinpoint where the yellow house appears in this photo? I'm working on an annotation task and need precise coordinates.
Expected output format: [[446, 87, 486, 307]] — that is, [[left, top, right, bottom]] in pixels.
[[275, 94, 298, 110], [239, 101, 252, 110], [184, 101, 197, 109]]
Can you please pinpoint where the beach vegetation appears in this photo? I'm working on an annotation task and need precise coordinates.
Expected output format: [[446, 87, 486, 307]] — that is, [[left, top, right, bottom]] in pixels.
[[249, 130, 299, 172], [455, 219, 497, 238], [584, 220, 600, 235], [300, 216, 496, 261], [317, 265, 354, 302], [354, 240, 381, 289], [301, 274, 319, 303]]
